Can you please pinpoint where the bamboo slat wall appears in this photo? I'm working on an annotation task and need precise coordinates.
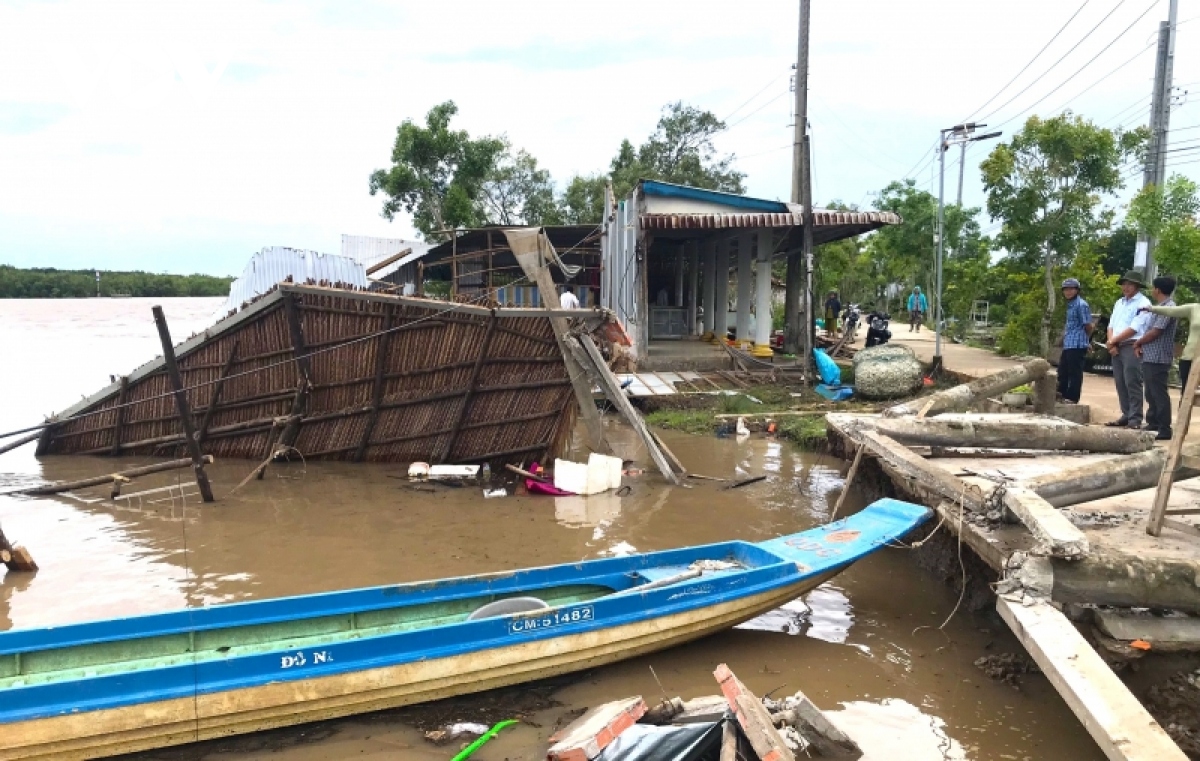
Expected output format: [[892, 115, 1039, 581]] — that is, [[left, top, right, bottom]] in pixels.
[[43, 286, 579, 466]]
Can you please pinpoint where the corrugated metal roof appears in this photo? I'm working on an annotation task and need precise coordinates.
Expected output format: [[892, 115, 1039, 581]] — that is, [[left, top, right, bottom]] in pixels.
[[217, 247, 368, 317], [340, 234, 432, 279], [640, 180, 787, 212], [639, 210, 900, 230]]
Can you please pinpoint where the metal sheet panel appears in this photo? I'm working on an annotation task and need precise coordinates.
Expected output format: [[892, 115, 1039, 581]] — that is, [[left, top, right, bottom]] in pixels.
[[218, 247, 369, 317]]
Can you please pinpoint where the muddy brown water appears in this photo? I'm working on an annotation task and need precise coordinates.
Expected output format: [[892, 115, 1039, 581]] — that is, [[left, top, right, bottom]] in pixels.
[[0, 298, 1106, 760]]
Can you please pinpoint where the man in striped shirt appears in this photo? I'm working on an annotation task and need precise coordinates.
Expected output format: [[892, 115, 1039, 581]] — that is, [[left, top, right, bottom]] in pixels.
[[1134, 276, 1178, 440], [1057, 278, 1092, 404]]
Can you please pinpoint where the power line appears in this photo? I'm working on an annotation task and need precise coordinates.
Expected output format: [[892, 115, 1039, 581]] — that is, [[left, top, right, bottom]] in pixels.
[[1051, 39, 1156, 115], [722, 90, 789, 132], [811, 92, 911, 171], [977, 0, 1131, 124], [961, 0, 1093, 123], [993, 1, 1160, 131], [720, 72, 788, 124]]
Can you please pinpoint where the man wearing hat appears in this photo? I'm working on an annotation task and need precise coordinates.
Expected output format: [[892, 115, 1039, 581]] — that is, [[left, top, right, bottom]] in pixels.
[[1104, 270, 1153, 428], [1058, 278, 1092, 404]]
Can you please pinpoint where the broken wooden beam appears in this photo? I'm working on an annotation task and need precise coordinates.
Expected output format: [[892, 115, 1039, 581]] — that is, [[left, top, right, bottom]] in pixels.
[[0, 524, 38, 572], [884, 359, 1050, 417], [507, 228, 613, 457], [714, 663, 796, 761], [14, 456, 213, 496], [769, 688, 862, 759], [997, 596, 1187, 761], [152, 306, 215, 503], [871, 416, 1156, 454]]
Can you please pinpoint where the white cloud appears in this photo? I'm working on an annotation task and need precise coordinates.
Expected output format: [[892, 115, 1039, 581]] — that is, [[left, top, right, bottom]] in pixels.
[[0, 0, 1194, 274]]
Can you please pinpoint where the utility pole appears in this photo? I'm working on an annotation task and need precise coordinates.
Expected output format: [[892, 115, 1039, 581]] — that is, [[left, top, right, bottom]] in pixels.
[[956, 142, 967, 207], [1138, 0, 1178, 281], [783, 0, 812, 370]]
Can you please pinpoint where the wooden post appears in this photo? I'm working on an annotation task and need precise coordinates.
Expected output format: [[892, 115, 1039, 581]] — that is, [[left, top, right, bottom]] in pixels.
[[279, 294, 311, 449], [34, 418, 57, 456], [151, 305, 215, 503], [197, 342, 239, 446], [354, 308, 395, 462], [109, 376, 129, 456], [830, 443, 864, 520], [439, 314, 498, 463], [0, 524, 37, 572]]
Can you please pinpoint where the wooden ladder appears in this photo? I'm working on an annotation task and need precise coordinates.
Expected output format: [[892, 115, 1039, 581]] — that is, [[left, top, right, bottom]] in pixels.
[[1147, 360, 1200, 538]]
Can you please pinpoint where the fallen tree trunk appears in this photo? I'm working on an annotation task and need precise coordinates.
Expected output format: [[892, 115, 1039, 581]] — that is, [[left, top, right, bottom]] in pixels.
[[885, 359, 1051, 417], [872, 416, 1156, 454], [1026, 445, 1200, 507], [0, 523, 38, 572], [15, 456, 214, 496]]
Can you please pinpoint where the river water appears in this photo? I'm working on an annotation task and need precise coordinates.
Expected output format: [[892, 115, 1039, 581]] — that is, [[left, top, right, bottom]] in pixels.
[[0, 298, 1104, 760]]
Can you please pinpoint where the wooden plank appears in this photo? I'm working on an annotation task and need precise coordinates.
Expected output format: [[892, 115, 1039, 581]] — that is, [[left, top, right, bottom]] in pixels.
[[16, 456, 212, 496], [364, 247, 411, 276], [576, 334, 682, 485], [714, 663, 795, 761], [197, 343, 240, 446], [508, 230, 612, 456], [997, 596, 1187, 761], [830, 443, 864, 520], [108, 376, 129, 456], [353, 308, 395, 462], [438, 315, 498, 463], [151, 306, 215, 503]]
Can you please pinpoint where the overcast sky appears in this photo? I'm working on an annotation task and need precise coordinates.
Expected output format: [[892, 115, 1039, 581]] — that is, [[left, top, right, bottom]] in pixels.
[[1, 0, 1196, 276]]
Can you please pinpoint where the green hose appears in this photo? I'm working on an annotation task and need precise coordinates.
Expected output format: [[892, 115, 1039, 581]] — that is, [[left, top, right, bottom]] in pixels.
[[450, 719, 519, 761]]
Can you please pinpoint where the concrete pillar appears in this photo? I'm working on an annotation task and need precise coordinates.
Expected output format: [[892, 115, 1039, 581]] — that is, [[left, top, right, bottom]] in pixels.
[[753, 232, 775, 357], [713, 239, 730, 342], [736, 232, 753, 347], [674, 246, 685, 308], [687, 241, 700, 335], [702, 239, 717, 340]]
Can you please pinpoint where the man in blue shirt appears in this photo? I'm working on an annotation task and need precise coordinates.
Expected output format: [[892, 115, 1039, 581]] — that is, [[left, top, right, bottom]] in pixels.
[[1104, 270, 1153, 428], [907, 286, 927, 332], [1057, 278, 1092, 404]]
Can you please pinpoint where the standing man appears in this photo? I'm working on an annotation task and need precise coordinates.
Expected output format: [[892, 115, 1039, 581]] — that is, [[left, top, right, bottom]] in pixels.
[[1104, 271, 1152, 429], [824, 291, 842, 338], [907, 286, 927, 332], [1134, 276, 1178, 440], [1058, 278, 1092, 404], [559, 285, 580, 309]]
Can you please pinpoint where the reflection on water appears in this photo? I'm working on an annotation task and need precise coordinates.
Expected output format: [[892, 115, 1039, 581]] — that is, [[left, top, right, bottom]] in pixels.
[[829, 699, 968, 760], [0, 298, 1106, 760]]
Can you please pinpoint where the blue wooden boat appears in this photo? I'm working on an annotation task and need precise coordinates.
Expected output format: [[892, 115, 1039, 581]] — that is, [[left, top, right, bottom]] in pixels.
[[0, 498, 929, 760]]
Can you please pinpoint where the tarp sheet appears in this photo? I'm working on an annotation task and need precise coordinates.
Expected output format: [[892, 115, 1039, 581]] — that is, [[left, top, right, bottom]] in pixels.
[[596, 719, 726, 761]]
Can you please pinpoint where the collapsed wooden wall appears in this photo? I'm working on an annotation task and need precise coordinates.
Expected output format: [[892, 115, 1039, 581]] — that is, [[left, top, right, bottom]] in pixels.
[[41, 285, 577, 466]]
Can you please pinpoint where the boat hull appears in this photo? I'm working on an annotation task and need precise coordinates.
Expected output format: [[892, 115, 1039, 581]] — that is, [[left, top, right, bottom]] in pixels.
[[3, 573, 832, 761]]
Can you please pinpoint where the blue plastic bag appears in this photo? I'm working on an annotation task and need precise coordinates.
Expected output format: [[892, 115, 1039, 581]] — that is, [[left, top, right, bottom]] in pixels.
[[813, 348, 841, 385]]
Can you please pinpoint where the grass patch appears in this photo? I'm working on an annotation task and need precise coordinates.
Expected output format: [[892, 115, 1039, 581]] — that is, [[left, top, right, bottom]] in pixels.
[[643, 410, 716, 436], [776, 416, 829, 451]]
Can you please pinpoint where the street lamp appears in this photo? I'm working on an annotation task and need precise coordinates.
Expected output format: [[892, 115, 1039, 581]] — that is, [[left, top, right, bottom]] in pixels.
[[934, 123, 1002, 373]]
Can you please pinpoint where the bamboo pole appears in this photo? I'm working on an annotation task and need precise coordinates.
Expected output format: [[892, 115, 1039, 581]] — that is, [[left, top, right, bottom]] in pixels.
[[108, 376, 129, 456], [15, 456, 212, 496], [354, 307, 395, 462], [152, 306, 215, 502], [0, 431, 41, 457]]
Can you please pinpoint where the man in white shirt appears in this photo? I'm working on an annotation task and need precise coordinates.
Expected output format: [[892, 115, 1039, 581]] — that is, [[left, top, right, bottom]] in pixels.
[[1104, 270, 1153, 429], [559, 287, 580, 310]]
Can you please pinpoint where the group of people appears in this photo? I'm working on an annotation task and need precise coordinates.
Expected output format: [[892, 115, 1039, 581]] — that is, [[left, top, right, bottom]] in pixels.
[[1057, 270, 1200, 441]]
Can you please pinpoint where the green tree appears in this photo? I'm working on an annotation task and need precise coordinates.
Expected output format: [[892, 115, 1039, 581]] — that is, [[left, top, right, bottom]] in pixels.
[[369, 101, 506, 240], [477, 146, 562, 226], [561, 102, 746, 223], [1128, 174, 1200, 283], [864, 180, 984, 312], [980, 113, 1146, 356]]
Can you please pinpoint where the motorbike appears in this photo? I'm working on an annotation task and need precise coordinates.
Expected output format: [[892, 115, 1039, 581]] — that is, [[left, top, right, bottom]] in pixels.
[[864, 311, 891, 347]]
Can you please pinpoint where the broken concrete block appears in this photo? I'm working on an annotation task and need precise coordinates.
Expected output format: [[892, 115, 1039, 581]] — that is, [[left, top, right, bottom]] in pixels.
[[546, 696, 647, 761]]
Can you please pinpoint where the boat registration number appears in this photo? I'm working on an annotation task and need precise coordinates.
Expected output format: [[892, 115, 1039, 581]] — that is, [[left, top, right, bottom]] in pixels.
[[509, 605, 594, 634]]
